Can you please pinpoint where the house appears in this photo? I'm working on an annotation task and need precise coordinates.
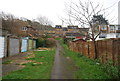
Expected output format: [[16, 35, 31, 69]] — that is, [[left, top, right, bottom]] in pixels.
[[65, 32, 83, 38], [67, 25, 79, 32], [96, 24, 120, 40], [55, 25, 63, 37], [21, 25, 39, 38]]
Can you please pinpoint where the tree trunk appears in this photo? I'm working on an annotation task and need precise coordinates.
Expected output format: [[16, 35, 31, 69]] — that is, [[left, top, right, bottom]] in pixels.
[[93, 39, 97, 59]]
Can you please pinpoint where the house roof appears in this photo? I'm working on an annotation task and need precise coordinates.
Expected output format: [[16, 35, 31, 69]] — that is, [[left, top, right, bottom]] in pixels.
[[55, 25, 62, 29], [62, 27, 68, 31], [67, 25, 78, 29], [78, 28, 89, 32], [65, 32, 83, 36]]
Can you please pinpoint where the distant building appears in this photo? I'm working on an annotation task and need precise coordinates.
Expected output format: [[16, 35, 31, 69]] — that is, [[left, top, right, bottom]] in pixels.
[[65, 32, 81, 38], [96, 25, 120, 40], [54, 25, 89, 38], [55, 25, 63, 37]]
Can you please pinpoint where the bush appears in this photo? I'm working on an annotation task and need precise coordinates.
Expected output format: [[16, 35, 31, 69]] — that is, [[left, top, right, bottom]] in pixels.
[[36, 38, 46, 47], [46, 38, 56, 47], [36, 38, 56, 48], [63, 38, 74, 44], [101, 60, 119, 79]]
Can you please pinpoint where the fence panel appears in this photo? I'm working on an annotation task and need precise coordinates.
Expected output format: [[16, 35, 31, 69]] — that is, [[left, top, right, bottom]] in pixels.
[[96, 40, 102, 63], [113, 39, 119, 65], [88, 41, 95, 59], [106, 39, 113, 61]]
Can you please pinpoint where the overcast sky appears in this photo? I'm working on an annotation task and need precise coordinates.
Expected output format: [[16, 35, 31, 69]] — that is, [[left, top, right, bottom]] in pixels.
[[0, 0, 119, 27]]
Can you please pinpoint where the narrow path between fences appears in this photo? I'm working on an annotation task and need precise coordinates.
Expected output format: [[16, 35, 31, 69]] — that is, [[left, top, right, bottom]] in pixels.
[[51, 40, 76, 79]]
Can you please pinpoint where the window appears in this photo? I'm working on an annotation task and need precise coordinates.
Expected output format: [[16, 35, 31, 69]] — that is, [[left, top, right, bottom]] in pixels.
[[109, 25, 115, 31], [99, 33, 106, 38], [101, 25, 107, 30]]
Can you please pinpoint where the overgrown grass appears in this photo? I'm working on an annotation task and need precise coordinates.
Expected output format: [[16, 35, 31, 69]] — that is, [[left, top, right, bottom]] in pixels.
[[61, 41, 112, 79], [3, 49, 55, 79], [2, 60, 12, 64], [55, 38, 62, 40]]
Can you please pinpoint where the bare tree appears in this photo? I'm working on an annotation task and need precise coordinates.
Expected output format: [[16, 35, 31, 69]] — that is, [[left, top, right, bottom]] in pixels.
[[1, 12, 29, 36], [64, 0, 114, 59], [36, 15, 53, 26]]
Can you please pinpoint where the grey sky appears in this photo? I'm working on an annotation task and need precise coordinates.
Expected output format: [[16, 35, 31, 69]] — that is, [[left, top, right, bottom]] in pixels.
[[0, 0, 119, 26]]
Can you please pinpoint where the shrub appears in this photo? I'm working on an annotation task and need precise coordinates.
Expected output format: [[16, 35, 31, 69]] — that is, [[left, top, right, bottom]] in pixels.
[[101, 60, 119, 79], [36, 37, 56, 48]]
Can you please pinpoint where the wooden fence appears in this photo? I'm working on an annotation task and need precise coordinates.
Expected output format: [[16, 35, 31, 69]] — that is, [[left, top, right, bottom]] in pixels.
[[68, 38, 120, 65]]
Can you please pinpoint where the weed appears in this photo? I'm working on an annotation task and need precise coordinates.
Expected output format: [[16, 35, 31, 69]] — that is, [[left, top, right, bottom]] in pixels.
[[2, 60, 12, 64], [26, 57, 35, 60], [61, 40, 110, 79], [101, 60, 119, 79]]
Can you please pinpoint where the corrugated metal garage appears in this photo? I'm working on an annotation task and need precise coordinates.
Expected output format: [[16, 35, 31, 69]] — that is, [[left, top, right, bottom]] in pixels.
[[0, 36, 5, 58], [21, 39, 27, 52], [9, 38, 20, 56]]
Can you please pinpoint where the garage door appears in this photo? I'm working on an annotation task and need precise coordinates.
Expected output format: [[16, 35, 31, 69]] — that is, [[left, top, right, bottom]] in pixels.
[[9, 38, 20, 56], [0, 36, 5, 58], [33, 40, 36, 48], [28, 40, 32, 50], [21, 39, 27, 52]]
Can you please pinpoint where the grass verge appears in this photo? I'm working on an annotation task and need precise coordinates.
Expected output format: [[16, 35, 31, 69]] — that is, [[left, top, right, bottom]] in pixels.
[[61, 41, 112, 79], [3, 49, 55, 79], [2, 60, 12, 64]]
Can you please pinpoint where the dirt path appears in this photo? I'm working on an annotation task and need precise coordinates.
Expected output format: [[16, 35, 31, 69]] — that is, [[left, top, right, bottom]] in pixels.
[[51, 40, 76, 79], [2, 51, 32, 76]]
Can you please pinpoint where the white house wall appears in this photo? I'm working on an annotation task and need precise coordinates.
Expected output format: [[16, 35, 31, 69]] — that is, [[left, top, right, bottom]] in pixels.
[[107, 33, 117, 38]]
